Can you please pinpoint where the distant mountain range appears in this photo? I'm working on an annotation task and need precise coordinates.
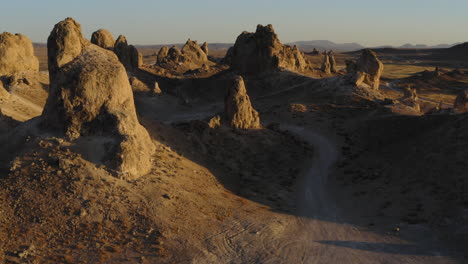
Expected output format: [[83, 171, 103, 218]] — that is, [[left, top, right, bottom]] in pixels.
[[288, 40, 460, 52]]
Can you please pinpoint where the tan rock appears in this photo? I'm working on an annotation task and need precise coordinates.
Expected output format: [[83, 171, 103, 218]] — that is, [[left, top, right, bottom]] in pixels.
[[91, 29, 115, 50], [225, 76, 261, 129], [42, 18, 154, 179], [0, 32, 39, 76], [156, 46, 169, 63], [114, 35, 142, 72], [225, 24, 310, 74]]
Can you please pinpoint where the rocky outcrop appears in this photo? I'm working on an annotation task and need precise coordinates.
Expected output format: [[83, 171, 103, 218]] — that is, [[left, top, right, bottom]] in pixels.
[[91, 29, 115, 50], [114, 35, 142, 72], [42, 18, 154, 179], [201, 42, 209, 56], [225, 76, 261, 129], [348, 49, 384, 89], [224, 24, 310, 74], [454, 89, 468, 112], [153, 81, 162, 95], [0, 32, 39, 76], [328, 50, 337, 73], [181, 39, 208, 65], [321, 52, 331, 74]]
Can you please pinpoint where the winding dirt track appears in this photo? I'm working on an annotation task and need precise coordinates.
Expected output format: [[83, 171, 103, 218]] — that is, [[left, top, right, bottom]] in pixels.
[[194, 125, 458, 264]]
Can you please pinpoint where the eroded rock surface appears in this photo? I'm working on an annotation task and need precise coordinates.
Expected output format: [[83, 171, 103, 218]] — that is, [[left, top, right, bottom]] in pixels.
[[91, 29, 115, 50], [225, 76, 261, 129], [42, 17, 154, 178], [114, 35, 142, 72]]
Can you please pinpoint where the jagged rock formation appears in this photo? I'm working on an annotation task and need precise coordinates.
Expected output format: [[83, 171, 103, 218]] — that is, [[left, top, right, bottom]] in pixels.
[[156, 39, 211, 71], [91, 29, 115, 50], [42, 17, 154, 178], [0, 32, 39, 76], [454, 89, 468, 112], [348, 49, 384, 89], [225, 76, 261, 129], [224, 24, 310, 74], [201, 42, 209, 56], [114, 35, 142, 72], [321, 52, 331, 74], [328, 50, 337, 73]]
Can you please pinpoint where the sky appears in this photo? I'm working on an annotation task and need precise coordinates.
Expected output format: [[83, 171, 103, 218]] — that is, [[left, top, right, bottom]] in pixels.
[[1, 0, 467, 47]]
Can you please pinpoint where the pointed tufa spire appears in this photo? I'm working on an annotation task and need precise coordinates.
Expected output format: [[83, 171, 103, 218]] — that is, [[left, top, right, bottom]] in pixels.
[[114, 34, 142, 72], [225, 76, 261, 129]]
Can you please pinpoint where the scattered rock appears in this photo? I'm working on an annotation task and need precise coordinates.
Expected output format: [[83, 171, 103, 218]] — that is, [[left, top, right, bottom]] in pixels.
[[225, 76, 261, 129], [114, 35, 142, 72], [225, 24, 310, 74], [0, 32, 39, 76], [41, 17, 154, 178], [208, 115, 221, 129], [91, 29, 115, 50]]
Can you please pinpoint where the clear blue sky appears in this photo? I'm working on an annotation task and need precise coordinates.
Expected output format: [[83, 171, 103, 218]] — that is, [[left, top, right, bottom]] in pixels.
[[1, 0, 467, 46]]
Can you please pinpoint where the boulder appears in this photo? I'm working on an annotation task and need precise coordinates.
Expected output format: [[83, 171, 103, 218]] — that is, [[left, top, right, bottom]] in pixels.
[[454, 89, 468, 112], [225, 76, 261, 129], [201, 42, 209, 56], [225, 24, 310, 74], [91, 29, 115, 50], [114, 35, 142, 72], [42, 17, 154, 179], [353, 49, 384, 89], [0, 32, 39, 76]]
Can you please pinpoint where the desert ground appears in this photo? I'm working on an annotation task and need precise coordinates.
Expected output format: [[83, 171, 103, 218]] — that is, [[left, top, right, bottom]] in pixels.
[[0, 19, 467, 264]]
